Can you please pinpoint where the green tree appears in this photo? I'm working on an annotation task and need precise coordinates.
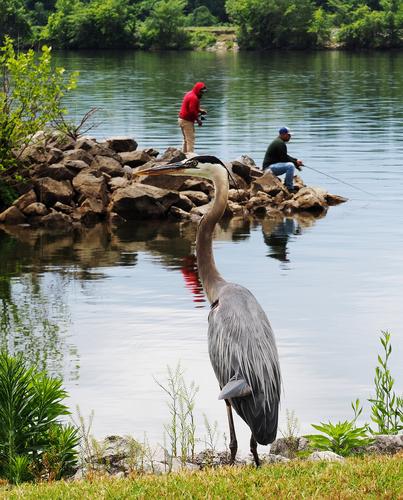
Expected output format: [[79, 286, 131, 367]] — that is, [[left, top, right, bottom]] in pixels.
[[137, 0, 190, 49], [226, 0, 317, 49], [0, 0, 32, 43], [42, 0, 137, 49], [0, 37, 77, 204], [186, 6, 219, 26]]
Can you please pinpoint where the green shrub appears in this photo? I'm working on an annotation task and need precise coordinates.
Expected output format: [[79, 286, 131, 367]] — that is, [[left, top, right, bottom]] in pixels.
[[189, 29, 217, 49], [42, 0, 137, 49], [369, 331, 403, 434], [137, 0, 190, 49], [0, 351, 79, 483], [226, 0, 317, 49], [0, 37, 77, 205], [186, 6, 219, 27], [306, 420, 372, 457]]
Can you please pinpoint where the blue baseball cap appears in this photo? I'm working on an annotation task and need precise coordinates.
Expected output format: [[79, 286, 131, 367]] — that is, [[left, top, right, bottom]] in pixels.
[[279, 126, 292, 135]]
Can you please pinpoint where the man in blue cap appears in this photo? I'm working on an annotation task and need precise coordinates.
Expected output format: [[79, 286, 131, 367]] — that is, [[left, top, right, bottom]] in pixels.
[[262, 127, 303, 193]]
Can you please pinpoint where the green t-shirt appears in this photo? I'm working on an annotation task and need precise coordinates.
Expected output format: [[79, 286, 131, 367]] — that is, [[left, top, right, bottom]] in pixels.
[[263, 137, 297, 168]]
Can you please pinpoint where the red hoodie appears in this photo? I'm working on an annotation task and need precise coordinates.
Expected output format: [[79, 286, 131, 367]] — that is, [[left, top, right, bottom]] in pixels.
[[179, 82, 206, 122]]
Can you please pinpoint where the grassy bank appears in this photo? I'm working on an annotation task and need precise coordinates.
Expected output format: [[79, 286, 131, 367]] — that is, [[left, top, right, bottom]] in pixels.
[[1, 454, 402, 499]]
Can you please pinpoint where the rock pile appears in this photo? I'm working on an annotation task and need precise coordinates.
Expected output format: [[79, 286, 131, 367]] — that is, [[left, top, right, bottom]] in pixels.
[[0, 134, 347, 227], [71, 433, 403, 480]]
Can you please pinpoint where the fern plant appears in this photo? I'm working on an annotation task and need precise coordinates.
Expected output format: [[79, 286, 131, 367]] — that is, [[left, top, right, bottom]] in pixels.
[[0, 351, 79, 483]]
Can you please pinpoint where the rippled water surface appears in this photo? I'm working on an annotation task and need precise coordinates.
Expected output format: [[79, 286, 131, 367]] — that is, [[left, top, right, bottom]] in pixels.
[[1, 51, 403, 449]]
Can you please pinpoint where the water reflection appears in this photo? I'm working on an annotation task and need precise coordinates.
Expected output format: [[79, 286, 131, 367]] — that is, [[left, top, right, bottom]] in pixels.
[[261, 212, 324, 267]]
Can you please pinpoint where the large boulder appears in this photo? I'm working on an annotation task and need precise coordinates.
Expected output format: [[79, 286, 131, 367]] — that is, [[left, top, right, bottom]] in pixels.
[[251, 172, 285, 196], [111, 184, 180, 219], [180, 190, 209, 206], [23, 202, 49, 217], [72, 169, 109, 206], [140, 173, 193, 192], [91, 155, 124, 177], [35, 177, 74, 206], [32, 162, 76, 181], [181, 178, 213, 194], [0, 206, 26, 224], [159, 147, 186, 163], [63, 148, 94, 165], [39, 209, 72, 228], [282, 187, 328, 213], [119, 150, 153, 167], [13, 190, 37, 212], [230, 161, 252, 184], [63, 159, 90, 173], [106, 137, 138, 153]]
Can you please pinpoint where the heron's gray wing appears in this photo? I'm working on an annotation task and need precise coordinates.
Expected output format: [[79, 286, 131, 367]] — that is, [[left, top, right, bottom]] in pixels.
[[218, 378, 252, 400]]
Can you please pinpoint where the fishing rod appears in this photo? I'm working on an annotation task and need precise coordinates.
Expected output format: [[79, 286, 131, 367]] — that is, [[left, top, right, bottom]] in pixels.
[[302, 164, 375, 197]]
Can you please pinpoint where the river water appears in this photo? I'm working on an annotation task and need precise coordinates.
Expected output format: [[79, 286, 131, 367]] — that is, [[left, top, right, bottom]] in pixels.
[[1, 50, 402, 450]]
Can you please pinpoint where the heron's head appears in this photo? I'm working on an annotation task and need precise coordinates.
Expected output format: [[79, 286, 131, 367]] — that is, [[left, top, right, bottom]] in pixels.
[[136, 155, 228, 181]]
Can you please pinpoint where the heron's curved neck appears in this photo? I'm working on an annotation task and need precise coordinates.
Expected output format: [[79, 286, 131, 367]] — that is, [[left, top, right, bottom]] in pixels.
[[196, 169, 228, 303]]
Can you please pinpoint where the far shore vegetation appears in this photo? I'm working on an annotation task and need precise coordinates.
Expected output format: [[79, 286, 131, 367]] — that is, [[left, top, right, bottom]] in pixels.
[[1, 0, 403, 51]]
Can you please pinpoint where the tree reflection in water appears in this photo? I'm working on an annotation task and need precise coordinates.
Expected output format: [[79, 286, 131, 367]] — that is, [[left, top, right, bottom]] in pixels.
[[0, 213, 323, 380]]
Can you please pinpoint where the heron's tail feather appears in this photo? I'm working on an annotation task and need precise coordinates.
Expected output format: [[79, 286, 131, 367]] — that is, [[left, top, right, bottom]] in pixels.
[[218, 378, 252, 400]]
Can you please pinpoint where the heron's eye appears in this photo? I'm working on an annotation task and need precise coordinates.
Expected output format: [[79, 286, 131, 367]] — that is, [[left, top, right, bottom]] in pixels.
[[187, 159, 199, 168]]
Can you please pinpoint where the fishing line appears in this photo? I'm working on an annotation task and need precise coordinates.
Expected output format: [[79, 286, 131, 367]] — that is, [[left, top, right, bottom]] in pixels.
[[302, 164, 375, 197]]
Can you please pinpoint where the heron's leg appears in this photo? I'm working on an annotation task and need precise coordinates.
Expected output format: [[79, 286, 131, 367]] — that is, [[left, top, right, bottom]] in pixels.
[[250, 434, 260, 467], [225, 399, 237, 464]]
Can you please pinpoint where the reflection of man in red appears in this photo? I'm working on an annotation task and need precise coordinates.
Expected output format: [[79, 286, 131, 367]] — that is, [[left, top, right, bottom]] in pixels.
[[180, 255, 205, 303]]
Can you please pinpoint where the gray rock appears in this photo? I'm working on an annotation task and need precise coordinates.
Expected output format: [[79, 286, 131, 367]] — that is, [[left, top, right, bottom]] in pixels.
[[359, 434, 403, 455], [174, 194, 195, 212], [63, 159, 90, 172], [35, 177, 74, 206], [54, 202, 74, 214], [63, 148, 94, 165], [180, 190, 209, 206], [0, 206, 26, 224], [180, 178, 213, 194], [282, 187, 328, 213], [326, 193, 348, 206], [169, 206, 192, 220], [140, 172, 190, 191], [13, 190, 37, 211], [260, 453, 290, 464], [108, 177, 129, 192], [230, 161, 252, 184], [72, 169, 109, 205], [47, 147, 64, 165], [106, 137, 138, 153], [39, 210, 72, 228], [23, 202, 49, 217], [159, 147, 186, 163], [251, 172, 285, 196], [111, 184, 180, 220], [119, 150, 153, 167], [308, 451, 344, 462], [33, 162, 76, 181], [238, 154, 257, 169], [228, 188, 249, 203], [91, 155, 124, 177]]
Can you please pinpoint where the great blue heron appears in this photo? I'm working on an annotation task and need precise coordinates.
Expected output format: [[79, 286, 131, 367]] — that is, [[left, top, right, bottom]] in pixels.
[[139, 155, 281, 466]]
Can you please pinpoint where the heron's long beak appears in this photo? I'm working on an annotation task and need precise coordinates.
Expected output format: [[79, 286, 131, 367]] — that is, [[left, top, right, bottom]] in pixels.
[[135, 162, 186, 176]]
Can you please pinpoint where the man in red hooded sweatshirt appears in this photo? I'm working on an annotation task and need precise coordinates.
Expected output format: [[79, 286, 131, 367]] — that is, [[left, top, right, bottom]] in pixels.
[[178, 82, 207, 154]]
